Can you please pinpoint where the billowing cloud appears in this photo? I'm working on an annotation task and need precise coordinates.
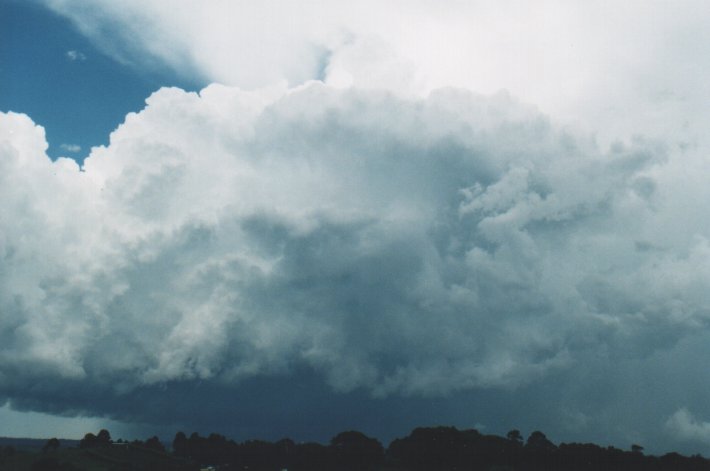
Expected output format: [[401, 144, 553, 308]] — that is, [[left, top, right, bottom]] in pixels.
[[666, 409, 710, 444], [5, 1, 710, 449], [2, 80, 710, 448]]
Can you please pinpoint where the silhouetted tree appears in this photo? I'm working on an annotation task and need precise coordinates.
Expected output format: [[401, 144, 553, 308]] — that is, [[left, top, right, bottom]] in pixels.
[[79, 429, 112, 448], [79, 433, 97, 449], [330, 430, 384, 471], [96, 429, 111, 446], [274, 438, 296, 469], [524, 430, 557, 471], [388, 426, 476, 470], [42, 437, 60, 452], [173, 431, 188, 457], [145, 435, 166, 452], [507, 429, 524, 445], [526, 430, 556, 451], [292, 442, 330, 471]]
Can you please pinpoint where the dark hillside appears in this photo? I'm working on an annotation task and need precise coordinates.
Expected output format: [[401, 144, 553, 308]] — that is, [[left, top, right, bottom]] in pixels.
[[0, 437, 79, 451]]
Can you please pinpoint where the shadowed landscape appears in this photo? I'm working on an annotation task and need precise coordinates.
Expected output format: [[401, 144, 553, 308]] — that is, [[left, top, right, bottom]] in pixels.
[[2, 426, 709, 471]]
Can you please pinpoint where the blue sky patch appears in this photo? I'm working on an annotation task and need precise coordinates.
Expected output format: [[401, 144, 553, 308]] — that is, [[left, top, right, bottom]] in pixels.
[[0, 0, 202, 163]]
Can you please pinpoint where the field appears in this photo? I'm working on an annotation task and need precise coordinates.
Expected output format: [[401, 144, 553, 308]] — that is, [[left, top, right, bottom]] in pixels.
[[0, 443, 196, 471]]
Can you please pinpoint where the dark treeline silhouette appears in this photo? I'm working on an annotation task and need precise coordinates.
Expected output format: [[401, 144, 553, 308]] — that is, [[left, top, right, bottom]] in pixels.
[[78, 428, 165, 453], [78, 429, 112, 448], [166, 425, 710, 471], [6, 426, 710, 471]]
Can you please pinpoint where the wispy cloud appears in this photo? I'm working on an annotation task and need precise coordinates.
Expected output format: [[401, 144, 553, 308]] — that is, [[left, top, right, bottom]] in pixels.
[[65, 50, 86, 61], [59, 143, 81, 153]]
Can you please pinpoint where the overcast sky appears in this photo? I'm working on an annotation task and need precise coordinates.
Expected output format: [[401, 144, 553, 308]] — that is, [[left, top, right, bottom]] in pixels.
[[2, 0, 710, 455]]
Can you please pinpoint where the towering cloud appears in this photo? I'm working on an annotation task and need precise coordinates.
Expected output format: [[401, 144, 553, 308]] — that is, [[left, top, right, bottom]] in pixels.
[[2, 82, 709, 440], [5, 0, 710, 452]]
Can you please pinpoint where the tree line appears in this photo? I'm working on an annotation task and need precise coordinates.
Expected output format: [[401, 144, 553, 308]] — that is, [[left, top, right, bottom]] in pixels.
[[28, 425, 710, 471]]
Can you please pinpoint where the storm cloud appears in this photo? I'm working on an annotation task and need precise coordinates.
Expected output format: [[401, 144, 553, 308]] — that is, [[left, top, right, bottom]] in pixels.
[[3, 79, 710, 449]]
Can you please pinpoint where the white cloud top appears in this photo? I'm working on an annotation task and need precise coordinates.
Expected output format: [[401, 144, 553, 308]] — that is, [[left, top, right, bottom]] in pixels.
[[42, 0, 710, 146], [2, 82, 710, 403]]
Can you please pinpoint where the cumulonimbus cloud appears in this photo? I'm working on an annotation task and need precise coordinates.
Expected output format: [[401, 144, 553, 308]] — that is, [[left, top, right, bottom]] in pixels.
[[3, 81, 710, 422]]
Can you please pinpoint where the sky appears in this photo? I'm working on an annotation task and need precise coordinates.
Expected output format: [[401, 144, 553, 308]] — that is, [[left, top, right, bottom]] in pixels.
[[2, 0, 710, 455]]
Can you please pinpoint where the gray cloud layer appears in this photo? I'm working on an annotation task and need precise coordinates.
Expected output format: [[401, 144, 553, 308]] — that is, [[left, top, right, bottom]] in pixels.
[[3, 83, 710, 450]]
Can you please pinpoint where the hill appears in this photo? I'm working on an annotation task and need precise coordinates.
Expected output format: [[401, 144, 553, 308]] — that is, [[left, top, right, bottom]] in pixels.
[[0, 442, 195, 471], [0, 437, 79, 451]]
